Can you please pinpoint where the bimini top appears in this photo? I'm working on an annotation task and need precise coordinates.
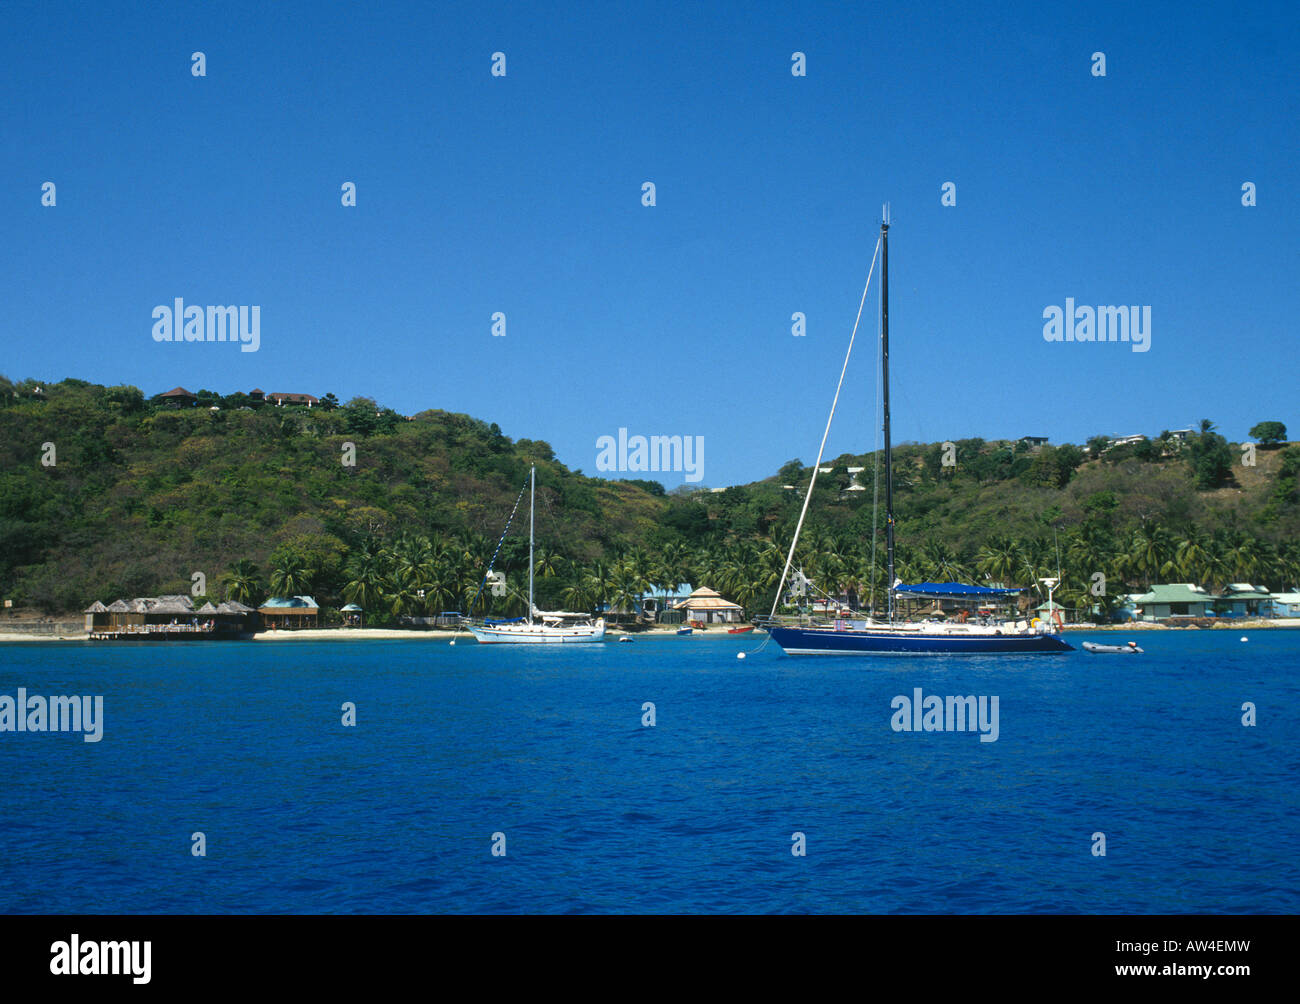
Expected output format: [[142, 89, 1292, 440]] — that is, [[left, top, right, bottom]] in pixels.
[[893, 582, 1024, 599]]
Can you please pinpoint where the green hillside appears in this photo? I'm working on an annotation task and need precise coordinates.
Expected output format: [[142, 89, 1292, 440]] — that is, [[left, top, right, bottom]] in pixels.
[[2, 376, 1297, 621]]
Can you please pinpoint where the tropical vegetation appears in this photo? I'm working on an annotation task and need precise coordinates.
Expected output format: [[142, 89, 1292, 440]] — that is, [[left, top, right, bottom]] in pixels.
[[1, 376, 1297, 622]]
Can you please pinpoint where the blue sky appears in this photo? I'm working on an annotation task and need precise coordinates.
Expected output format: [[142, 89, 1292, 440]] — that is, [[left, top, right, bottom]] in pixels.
[[2, 0, 1295, 488]]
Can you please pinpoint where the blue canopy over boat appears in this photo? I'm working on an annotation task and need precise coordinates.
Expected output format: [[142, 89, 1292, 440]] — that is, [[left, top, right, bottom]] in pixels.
[[893, 582, 1024, 599]]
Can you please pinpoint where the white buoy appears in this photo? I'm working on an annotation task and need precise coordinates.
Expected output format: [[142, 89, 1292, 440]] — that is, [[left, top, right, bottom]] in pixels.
[[1240, 636, 1248, 642], [737, 652, 746, 660], [450, 640, 456, 646]]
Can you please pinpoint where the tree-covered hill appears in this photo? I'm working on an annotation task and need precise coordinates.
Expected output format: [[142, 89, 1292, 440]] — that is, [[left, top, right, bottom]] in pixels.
[[1, 376, 1297, 620]]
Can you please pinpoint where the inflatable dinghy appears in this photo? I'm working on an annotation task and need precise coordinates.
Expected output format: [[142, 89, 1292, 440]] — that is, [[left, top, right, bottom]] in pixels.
[[1082, 641, 1143, 654]]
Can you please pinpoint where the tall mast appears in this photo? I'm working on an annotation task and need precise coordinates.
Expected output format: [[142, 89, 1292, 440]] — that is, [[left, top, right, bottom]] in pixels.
[[528, 464, 535, 623], [881, 206, 895, 623]]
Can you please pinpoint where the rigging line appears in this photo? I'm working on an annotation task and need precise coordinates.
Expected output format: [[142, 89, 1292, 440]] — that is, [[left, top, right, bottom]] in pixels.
[[764, 234, 883, 629], [463, 473, 531, 619]]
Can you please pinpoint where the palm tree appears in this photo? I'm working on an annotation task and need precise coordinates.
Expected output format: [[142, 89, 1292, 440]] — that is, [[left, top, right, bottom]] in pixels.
[[659, 541, 693, 594], [607, 564, 644, 622], [1127, 524, 1176, 589], [1175, 529, 1212, 585], [919, 538, 967, 583], [222, 559, 262, 605], [342, 545, 385, 612], [1199, 537, 1232, 594], [269, 550, 314, 598], [585, 562, 612, 609], [975, 535, 1019, 585], [561, 576, 597, 613], [1224, 534, 1263, 584], [730, 571, 767, 612], [533, 546, 563, 580], [384, 565, 426, 618]]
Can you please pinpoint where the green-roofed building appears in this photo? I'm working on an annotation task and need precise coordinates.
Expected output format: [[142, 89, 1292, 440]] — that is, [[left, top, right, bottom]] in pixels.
[[258, 595, 320, 629], [1132, 583, 1212, 621], [1214, 584, 1272, 618]]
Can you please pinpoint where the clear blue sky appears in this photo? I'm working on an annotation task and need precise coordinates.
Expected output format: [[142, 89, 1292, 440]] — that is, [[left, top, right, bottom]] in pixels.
[[2, 0, 1295, 488]]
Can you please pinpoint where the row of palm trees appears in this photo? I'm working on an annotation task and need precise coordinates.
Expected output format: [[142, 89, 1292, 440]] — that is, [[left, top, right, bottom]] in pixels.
[[217, 522, 1300, 624], [787, 524, 1300, 618]]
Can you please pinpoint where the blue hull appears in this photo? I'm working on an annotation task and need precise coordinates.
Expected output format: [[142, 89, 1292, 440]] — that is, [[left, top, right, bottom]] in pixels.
[[769, 626, 1073, 655]]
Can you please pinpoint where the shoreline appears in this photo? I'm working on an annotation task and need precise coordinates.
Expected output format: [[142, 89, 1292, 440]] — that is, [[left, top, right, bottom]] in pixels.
[[2, 619, 1297, 643]]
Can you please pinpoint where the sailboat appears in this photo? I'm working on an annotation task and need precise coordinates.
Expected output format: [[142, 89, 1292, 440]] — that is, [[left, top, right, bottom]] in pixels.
[[465, 465, 608, 644], [765, 209, 1071, 656]]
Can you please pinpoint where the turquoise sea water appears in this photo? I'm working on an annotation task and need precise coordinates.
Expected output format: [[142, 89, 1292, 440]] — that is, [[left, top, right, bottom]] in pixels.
[[1, 630, 1297, 913]]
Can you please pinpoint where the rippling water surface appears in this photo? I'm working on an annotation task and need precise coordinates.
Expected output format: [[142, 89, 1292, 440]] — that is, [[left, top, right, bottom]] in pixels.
[[2, 630, 1297, 913]]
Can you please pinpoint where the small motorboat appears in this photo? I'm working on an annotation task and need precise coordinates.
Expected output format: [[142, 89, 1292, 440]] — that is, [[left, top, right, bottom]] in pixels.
[[618, 636, 633, 643], [1082, 641, 1143, 654], [728, 625, 755, 634], [676, 627, 693, 635]]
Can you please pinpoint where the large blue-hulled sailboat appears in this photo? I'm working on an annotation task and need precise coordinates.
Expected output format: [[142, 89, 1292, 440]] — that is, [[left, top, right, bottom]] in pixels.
[[765, 211, 1071, 656]]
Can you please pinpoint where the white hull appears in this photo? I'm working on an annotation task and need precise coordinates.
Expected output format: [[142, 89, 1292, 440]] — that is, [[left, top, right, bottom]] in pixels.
[[468, 619, 607, 644]]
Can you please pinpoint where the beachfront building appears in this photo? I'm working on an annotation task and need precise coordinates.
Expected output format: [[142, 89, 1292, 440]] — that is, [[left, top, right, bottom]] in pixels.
[[84, 600, 110, 632], [1270, 592, 1300, 617], [678, 586, 745, 625], [87, 595, 257, 638], [1214, 584, 1273, 618], [258, 596, 320, 629], [1131, 584, 1212, 621], [639, 585, 693, 624]]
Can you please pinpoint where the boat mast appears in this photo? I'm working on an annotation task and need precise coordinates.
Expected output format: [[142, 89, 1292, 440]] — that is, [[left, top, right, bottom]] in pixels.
[[528, 464, 535, 624], [881, 205, 895, 623]]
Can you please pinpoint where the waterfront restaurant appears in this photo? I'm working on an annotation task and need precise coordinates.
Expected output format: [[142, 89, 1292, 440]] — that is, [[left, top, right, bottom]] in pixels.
[[258, 595, 320, 629], [86, 595, 258, 637]]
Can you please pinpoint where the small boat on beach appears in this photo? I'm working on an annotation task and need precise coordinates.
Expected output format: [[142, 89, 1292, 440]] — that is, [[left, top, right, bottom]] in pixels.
[[727, 625, 755, 634], [1082, 641, 1143, 654], [675, 626, 693, 635]]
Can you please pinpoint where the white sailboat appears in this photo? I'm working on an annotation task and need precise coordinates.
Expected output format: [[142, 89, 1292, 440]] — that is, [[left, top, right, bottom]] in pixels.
[[466, 465, 607, 644]]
